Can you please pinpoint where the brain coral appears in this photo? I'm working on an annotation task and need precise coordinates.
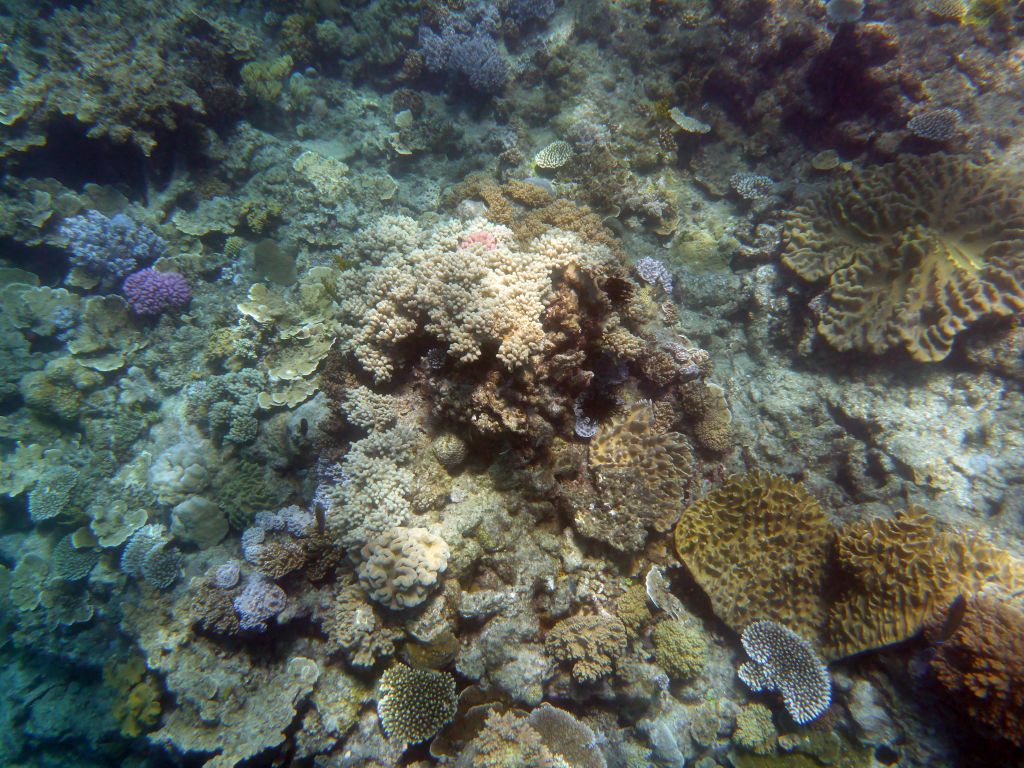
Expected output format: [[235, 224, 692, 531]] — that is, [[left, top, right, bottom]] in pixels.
[[926, 594, 1024, 747], [357, 526, 450, 610], [673, 472, 832, 645], [582, 404, 693, 551], [782, 155, 1024, 361], [826, 507, 1024, 659]]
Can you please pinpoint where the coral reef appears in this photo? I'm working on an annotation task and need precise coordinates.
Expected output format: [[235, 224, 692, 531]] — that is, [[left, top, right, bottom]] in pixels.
[[356, 526, 450, 610], [376, 663, 457, 744], [545, 613, 627, 684]]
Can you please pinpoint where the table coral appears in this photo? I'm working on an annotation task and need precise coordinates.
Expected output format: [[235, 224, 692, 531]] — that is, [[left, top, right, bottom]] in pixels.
[[782, 154, 1024, 362], [926, 593, 1024, 747], [545, 613, 627, 684], [738, 620, 832, 726], [673, 472, 832, 645]]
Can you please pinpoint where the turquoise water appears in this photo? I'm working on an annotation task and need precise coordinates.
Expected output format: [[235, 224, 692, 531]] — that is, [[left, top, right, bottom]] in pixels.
[[1, 1, 1023, 766]]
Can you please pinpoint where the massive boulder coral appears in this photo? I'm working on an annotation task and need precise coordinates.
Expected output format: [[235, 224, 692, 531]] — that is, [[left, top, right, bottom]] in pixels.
[[782, 154, 1024, 361], [356, 526, 450, 610], [674, 472, 833, 646]]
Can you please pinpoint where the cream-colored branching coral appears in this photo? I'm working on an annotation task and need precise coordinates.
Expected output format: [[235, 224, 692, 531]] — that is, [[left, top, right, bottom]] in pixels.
[[337, 217, 611, 382], [782, 155, 1024, 361], [357, 526, 450, 610]]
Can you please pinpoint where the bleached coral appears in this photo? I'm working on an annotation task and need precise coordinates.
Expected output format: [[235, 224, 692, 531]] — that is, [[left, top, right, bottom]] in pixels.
[[337, 217, 605, 382]]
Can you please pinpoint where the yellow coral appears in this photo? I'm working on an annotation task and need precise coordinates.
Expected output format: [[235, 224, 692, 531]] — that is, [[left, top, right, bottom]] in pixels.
[[674, 472, 832, 645], [104, 656, 162, 737], [782, 155, 1024, 362]]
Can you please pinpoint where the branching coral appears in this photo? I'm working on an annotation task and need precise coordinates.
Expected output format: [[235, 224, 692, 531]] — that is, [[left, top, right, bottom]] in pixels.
[[673, 472, 832, 645], [738, 620, 832, 725], [376, 663, 457, 744], [782, 155, 1024, 361], [545, 613, 627, 683]]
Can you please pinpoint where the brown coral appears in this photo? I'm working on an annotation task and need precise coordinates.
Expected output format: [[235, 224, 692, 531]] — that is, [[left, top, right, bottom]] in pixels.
[[782, 155, 1024, 361], [673, 472, 832, 645], [545, 613, 627, 683], [580, 404, 693, 551], [926, 594, 1024, 747], [826, 508, 1024, 658], [322, 579, 402, 668]]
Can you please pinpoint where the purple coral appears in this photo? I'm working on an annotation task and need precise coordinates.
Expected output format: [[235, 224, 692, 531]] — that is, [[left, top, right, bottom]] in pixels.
[[233, 574, 287, 632], [60, 210, 168, 281], [214, 560, 241, 589], [634, 257, 674, 293], [419, 4, 507, 94], [122, 268, 191, 315]]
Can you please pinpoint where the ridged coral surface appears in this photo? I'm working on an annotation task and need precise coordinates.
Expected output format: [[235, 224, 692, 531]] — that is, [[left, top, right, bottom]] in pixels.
[[782, 155, 1024, 361]]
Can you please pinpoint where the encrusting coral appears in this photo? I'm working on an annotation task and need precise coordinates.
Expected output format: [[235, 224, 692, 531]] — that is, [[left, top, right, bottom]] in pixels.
[[782, 154, 1024, 362], [674, 471, 832, 645], [925, 593, 1024, 747]]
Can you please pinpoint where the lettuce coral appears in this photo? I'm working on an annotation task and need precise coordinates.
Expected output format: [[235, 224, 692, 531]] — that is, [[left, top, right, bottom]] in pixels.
[[782, 155, 1024, 362]]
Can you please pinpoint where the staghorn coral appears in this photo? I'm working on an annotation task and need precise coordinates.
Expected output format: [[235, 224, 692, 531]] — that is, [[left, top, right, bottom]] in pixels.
[[826, 508, 1024, 658], [782, 155, 1024, 362], [738, 620, 832, 725], [581, 404, 693, 551], [357, 526, 450, 610], [376, 663, 457, 744], [926, 594, 1024, 747], [545, 613, 627, 684], [674, 472, 832, 644]]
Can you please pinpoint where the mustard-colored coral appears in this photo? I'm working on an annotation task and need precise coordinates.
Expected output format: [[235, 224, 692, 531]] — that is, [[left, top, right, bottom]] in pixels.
[[926, 594, 1024, 747], [826, 508, 1024, 658], [782, 155, 1024, 361], [104, 656, 163, 737], [673, 472, 832, 645], [652, 619, 708, 680], [583, 404, 694, 551]]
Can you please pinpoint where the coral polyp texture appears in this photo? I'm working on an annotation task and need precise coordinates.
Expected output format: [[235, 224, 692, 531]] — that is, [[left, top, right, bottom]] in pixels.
[[376, 663, 457, 744], [673, 472, 832, 645], [826, 508, 1024, 658], [545, 613, 628, 684], [738, 620, 832, 725], [782, 155, 1024, 361], [582, 404, 694, 551]]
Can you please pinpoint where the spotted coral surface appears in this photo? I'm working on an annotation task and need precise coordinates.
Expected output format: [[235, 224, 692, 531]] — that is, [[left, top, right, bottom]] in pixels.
[[782, 155, 1024, 361], [376, 663, 457, 744], [674, 472, 832, 644]]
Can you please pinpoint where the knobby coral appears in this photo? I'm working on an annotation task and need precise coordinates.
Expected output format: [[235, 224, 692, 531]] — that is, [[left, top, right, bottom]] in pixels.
[[782, 154, 1024, 361], [376, 663, 457, 744], [545, 613, 627, 683]]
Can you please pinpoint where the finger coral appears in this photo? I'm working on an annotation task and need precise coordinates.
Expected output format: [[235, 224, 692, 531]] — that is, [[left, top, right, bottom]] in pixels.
[[673, 472, 832, 644], [782, 154, 1024, 361]]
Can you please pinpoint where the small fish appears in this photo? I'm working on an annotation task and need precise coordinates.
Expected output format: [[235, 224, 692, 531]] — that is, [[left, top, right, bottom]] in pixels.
[[933, 594, 967, 643]]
